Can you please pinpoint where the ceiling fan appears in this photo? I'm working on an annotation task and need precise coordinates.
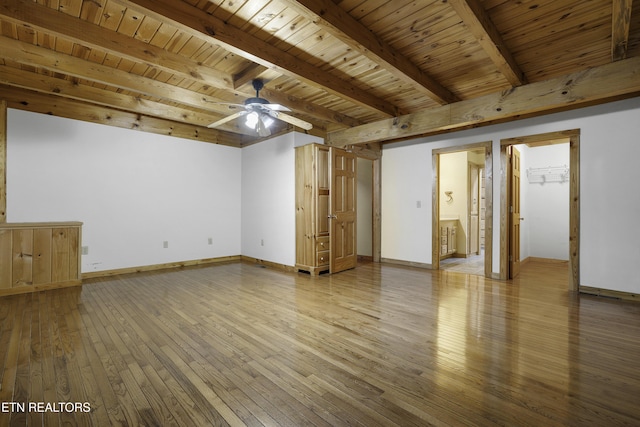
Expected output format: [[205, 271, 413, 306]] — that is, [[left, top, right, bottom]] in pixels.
[[207, 79, 313, 137]]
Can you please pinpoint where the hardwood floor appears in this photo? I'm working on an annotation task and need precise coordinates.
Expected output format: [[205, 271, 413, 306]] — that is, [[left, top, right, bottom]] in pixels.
[[1, 260, 639, 426], [439, 252, 485, 275]]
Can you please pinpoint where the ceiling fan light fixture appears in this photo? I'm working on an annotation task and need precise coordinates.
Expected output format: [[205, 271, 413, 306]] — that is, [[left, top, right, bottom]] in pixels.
[[245, 110, 275, 133], [261, 114, 275, 128], [207, 78, 312, 133], [245, 111, 259, 128]]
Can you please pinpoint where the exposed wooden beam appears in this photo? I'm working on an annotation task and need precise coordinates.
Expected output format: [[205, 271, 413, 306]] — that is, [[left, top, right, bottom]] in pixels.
[[345, 143, 382, 161], [0, 0, 233, 91], [326, 56, 640, 146], [233, 64, 269, 90], [0, 54, 333, 138], [0, 65, 251, 135], [0, 37, 256, 117], [612, 0, 633, 61], [447, 0, 526, 87], [120, 0, 399, 117], [0, 0, 349, 130], [283, 0, 458, 105], [1, 85, 244, 147], [0, 100, 6, 223]]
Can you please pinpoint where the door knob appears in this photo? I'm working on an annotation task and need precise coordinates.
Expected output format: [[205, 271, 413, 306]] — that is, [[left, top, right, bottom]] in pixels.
[[327, 214, 337, 219]]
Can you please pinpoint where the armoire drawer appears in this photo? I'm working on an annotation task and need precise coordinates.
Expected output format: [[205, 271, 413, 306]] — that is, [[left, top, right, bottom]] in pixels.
[[316, 236, 329, 251], [317, 250, 330, 266]]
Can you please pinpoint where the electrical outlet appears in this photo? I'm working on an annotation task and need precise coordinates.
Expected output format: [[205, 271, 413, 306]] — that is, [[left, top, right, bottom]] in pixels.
[[163, 241, 169, 248], [208, 237, 213, 245], [261, 239, 264, 246], [81, 246, 89, 255], [416, 200, 422, 208]]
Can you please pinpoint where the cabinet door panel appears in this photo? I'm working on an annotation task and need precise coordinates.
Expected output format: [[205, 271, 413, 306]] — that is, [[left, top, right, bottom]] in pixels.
[[317, 148, 329, 190], [0, 230, 12, 289], [52, 228, 70, 282], [33, 228, 52, 285], [318, 194, 329, 235], [13, 229, 33, 287]]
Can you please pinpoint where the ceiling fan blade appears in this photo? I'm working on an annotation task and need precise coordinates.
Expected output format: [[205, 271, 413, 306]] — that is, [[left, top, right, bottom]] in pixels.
[[206, 111, 247, 128], [263, 103, 290, 112], [268, 111, 313, 130]]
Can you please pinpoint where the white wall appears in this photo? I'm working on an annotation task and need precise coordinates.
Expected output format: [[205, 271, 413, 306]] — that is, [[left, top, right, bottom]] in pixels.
[[381, 97, 640, 293], [241, 133, 295, 266], [381, 143, 432, 264], [7, 109, 241, 273], [579, 103, 640, 292], [519, 143, 570, 261]]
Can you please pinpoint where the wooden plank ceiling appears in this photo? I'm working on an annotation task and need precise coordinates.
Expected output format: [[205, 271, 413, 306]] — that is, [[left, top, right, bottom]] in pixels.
[[0, 0, 638, 147]]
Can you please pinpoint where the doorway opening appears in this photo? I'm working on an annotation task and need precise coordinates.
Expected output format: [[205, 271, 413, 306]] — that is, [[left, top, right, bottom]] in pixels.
[[432, 142, 493, 277], [351, 144, 382, 266], [500, 130, 580, 291], [357, 157, 374, 263]]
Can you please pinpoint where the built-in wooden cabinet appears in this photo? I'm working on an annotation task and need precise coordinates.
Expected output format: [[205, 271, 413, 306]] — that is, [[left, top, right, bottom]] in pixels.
[[440, 219, 458, 259], [295, 143, 331, 275], [0, 222, 82, 296]]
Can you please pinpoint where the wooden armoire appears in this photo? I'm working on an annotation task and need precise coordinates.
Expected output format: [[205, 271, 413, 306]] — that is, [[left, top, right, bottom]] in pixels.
[[295, 143, 357, 275]]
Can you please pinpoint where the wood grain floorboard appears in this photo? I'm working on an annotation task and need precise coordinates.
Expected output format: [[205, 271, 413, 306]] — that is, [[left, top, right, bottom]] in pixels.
[[0, 260, 639, 426]]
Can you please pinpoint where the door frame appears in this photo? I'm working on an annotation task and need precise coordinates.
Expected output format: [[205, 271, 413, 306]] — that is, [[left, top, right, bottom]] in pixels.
[[432, 141, 493, 277], [499, 129, 580, 291], [468, 162, 481, 256], [346, 144, 382, 263]]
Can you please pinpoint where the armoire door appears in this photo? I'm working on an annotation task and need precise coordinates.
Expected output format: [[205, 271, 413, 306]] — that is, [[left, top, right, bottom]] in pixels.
[[330, 147, 357, 273]]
